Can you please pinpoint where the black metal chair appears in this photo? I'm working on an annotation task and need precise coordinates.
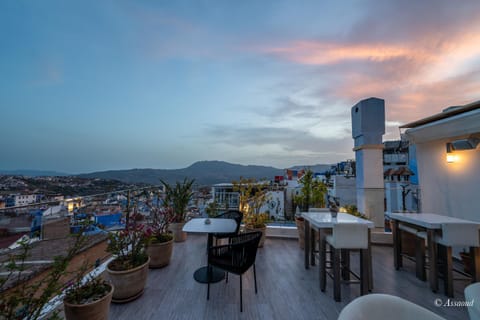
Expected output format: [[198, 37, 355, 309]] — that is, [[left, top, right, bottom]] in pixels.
[[212, 210, 243, 243], [207, 231, 262, 312]]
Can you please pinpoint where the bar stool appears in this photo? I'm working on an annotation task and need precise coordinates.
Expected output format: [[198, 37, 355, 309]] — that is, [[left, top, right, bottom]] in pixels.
[[434, 223, 479, 297], [398, 223, 427, 281], [323, 223, 369, 302], [307, 208, 330, 267]]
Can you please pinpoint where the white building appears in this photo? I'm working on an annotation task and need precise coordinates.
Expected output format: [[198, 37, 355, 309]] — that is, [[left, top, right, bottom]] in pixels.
[[401, 101, 480, 222], [211, 183, 240, 210], [211, 183, 285, 220], [14, 194, 42, 206]]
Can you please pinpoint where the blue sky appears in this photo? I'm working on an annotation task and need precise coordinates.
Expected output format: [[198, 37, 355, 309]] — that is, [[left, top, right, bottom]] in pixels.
[[1, 1, 480, 173]]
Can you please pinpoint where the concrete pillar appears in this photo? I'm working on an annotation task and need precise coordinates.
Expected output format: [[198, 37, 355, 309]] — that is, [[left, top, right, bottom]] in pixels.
[[351, 98, 385, 227]]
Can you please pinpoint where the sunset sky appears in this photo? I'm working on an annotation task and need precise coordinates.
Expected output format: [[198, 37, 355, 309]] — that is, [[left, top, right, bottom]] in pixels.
[[1, 0, 480, 173]]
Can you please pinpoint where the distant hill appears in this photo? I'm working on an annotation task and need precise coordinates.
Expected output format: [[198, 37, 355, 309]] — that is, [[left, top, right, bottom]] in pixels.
[[289, 164, 333, 173], [0, 169, 70, 177], [77, 161, 285, 186]]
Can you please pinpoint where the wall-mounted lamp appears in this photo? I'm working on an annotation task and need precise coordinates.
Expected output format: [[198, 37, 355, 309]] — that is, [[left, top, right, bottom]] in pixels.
[[448, 137, 480, 151], [446, 143, 458, 163], [446, 136, 479, 163]]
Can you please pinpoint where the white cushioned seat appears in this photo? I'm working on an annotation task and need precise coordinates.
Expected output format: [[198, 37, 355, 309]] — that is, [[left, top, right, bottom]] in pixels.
[[324, 223, 369, 301], [326, 223, 368, 249], [465, 282, 480, 320], [338, 293, 446, 320], [435, 223, 479, 247], [398, 223, 419, 235], [435, 223, 480, 297]]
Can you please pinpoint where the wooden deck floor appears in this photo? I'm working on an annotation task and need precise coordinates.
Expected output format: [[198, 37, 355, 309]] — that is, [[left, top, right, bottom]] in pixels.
[[109, 235, 469, 320]]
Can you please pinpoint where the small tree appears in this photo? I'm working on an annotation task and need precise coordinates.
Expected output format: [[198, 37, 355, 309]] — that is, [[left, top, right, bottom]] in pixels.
[[160, 178, 195, 223], [232, 177, 270, 227], [0, 233, 87, 320], [294, 169, 328, 212], [205, 200, 227, 218]]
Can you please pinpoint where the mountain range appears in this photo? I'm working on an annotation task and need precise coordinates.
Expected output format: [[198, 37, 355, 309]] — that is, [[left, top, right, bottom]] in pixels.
[[1, 161, 333, 186], [78, 161, 333, 186], [0, 169, 70, 177]]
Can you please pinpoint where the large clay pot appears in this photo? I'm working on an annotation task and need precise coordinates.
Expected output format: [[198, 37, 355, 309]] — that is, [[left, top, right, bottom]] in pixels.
[[245, 226, 267, 247], [63, 284, 113, 320], [295, 217, 305, 249], [106, 256, 150, 303], [170, 222, 187, 242], [146, 239, 173, 268]]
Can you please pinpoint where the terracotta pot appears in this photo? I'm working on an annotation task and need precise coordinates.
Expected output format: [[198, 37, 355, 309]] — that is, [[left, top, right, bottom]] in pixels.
[[170, 222, 187, 242], [245, 226, 267, 247], [295, 217, 305, 250], [106, 256, 150, 303], [63, 284, 113, 320], [146, 239, 173, 268]]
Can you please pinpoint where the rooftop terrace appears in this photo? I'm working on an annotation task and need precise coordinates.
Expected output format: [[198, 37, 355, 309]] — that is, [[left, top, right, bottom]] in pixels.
[[109, 234, 468, 320]]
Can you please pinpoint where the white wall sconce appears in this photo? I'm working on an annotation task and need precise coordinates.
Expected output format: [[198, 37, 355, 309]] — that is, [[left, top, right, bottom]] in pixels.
[[446, 136, 480, 163]]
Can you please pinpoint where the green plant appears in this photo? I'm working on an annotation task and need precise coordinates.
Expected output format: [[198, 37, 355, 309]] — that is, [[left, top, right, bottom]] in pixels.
[[205, 200, 227, 218], [0, 234, 86, 319], [64, 272, 111, 305], [146, 201, 175, 244], [342, 204, 368, 220], [244, 212, 269, 228], [293, 169, 328, 213], [232, 177, 270, 228], [160, 178, 195, 223], [107, 214, 149, 271], [232, 177, 270, 215]]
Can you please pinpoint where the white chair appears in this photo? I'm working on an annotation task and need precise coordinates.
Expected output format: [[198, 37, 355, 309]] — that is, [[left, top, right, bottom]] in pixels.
[[324, 223, 369, 301], [398, 223, 427, 281], [435, 223, 479, 297], [464, 282, 480, 320], [338, 293, 446, 320]]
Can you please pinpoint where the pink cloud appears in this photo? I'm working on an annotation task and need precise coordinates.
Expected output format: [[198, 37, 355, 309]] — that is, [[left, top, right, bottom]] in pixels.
[[260, 30, 480, 126], [263, 41, 431, 65]]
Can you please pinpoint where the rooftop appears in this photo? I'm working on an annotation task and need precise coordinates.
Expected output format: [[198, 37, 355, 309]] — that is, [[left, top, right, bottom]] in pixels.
[[109, 235, 467, 320], [400, 100, 480, 129]]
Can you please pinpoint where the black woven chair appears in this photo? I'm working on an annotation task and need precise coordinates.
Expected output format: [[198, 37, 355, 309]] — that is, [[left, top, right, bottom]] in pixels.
[[207, 231, 262, 312], [212, 210, 243, 243]]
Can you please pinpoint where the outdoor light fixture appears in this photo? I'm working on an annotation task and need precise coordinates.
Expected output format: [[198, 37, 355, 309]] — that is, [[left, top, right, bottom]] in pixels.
[[448, 137, 480, 151], [445, 135, 480, 163], [446, 143, 458, 163]]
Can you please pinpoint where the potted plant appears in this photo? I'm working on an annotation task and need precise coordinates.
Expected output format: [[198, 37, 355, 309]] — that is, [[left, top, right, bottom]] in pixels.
[[293, 169, 328, 249], [232, 177, 270, 247], [244, 212, 269, 247], [145, 200, 175, 268], [0, 230, 107, 320], [160, 178, 195, 242], [1, 239, 78, 319], [63, 273, 113, 320], [106, 214, 150, 303]]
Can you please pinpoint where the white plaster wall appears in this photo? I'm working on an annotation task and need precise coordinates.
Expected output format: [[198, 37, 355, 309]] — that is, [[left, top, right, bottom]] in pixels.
[[415, 138, 480, 222], [262, 191, 285, 220], [333, 175, 356, 206]]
